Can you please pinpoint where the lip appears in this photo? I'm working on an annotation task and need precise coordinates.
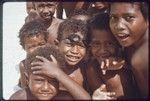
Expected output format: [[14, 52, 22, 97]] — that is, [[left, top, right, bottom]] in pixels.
[[116, 33, 130, 41], [65, 55, 81, 62], [39, 93, 51, 97]]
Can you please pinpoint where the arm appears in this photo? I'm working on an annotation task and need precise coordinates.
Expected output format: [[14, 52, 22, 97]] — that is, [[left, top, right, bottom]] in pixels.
[[56, 2, 63, 19], [31, 55, 91, 100], [19, 61, 27, 88], [9, 89, 27, 100]]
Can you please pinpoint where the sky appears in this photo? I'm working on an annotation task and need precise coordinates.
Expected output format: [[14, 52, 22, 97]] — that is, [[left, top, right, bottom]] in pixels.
[[3, 2, 27, 100]]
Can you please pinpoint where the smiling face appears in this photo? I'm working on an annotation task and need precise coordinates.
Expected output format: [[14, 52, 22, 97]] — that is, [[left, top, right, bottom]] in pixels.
[[109, 3, 148, 47], [35, 2, 57, 20], [59, 32, 86, 66], [24, 33, 46, 53], [28, 74, 58, 100], [90, 29, 119, 62]]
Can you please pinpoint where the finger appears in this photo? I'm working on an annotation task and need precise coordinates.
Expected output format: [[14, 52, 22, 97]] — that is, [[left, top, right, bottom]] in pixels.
[[31, 61, 43, 66], [31, 66, 42, 70], [50, 55, 57, 63], [33, 70, 43, 75], [102, 70, 106, 75], [101, 61, 105, 69], [106, 92, 116, 96], [36, 56, 48, 62], [106, 59, 109, 67], [99, 84, 106, 91]]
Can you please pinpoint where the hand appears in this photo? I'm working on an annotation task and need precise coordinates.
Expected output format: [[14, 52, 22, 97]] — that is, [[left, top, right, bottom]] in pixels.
[[101, 57, 125, 75], [31, 55, 61, 78], [92, 84, 116, 100]]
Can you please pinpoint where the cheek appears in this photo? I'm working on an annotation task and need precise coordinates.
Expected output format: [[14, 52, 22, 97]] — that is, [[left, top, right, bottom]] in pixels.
[[91, 47, 98, 56]]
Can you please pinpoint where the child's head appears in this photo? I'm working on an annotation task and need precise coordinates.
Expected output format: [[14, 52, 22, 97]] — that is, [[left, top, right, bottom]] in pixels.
[[57, 19, 88, 66], [34, 2, 58, 21], [88, 13, 121, 62], [92, 2, 109, 11], [70, 9, 91, 22], [109, 2, 149, 47], [19, 18, 48, 53], [25, 46, 65, 100], [26, 2, 36, 15]]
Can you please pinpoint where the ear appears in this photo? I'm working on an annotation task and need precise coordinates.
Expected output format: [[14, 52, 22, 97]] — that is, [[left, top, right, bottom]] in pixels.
[[54, 39, 60, 46]]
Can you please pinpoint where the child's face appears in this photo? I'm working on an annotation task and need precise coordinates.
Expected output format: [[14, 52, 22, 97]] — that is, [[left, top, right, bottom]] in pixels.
[[28, 74, 58, 100], [90, 29, 118, 62], [26, 2, 36, 15], [24, 33, 46, 53], [35, 2, 57, 20], [94, 2, 108, 10], [110, 3, 148, 47], [59, 32, 86, 66]]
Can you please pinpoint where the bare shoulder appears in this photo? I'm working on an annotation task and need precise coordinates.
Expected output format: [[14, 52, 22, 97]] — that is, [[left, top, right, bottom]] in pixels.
[[9, 89, 27, 100], [131, 41, 148, 70]]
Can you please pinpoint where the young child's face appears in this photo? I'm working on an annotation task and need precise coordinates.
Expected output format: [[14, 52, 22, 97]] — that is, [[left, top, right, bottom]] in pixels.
[[110, 3, 148, 47], [35, 2, 57, 20], [90, 29, 118, 62], [28, 74, 58, 100], [59, 32, 86, 66], [24, 33, 46, 53], [26, 2, 36, 15]]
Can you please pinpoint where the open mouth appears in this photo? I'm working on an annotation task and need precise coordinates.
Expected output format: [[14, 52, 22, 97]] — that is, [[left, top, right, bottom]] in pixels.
[[116, 33, 130, 40], [40, 93, 51, 97], [66, 55, 81, 62]]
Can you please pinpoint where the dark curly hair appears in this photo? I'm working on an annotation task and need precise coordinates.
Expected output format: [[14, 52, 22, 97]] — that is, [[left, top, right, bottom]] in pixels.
[[25, 45, 65, 75], [87, 13, 121, 46], [19, 18, 48, 49], [57, 19, 89, 47], [70, 9, 92, 18], [109, 2, 149, 21]]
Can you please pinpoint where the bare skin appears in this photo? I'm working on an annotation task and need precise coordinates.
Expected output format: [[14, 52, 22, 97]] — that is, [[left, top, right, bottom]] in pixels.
[[109, 3, 149, 98], [31, 55, 91, 100]]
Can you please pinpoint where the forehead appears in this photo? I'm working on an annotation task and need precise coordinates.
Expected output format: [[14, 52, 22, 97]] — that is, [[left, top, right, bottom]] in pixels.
[[24, 34, 46, 42], [110, 3, 140, 15], [26, 2, 34, 7], [91, 29, 115, 41], [63, 32, 84, 40], [30, 74, 56, 81]]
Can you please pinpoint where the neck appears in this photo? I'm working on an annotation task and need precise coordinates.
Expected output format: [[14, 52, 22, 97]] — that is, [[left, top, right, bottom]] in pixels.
[[128, 28, 148, 51], [43, 17, 53, 29]]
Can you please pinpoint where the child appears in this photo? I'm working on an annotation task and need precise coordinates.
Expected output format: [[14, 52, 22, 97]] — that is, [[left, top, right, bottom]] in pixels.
[[10, 46, 67, 100], [86, 13, 139, 100], [18, 18, 48, 88], [87, 2, 109, 17], [70, 9, 91, 22], [25, 2, 39, 23], [30, 19, 91, 99], [109, 2, 149, 99], [34, 2, 64, 45]]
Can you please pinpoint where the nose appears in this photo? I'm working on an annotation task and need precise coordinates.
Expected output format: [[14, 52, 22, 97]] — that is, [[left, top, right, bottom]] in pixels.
[[114, 18, 126, 32], [41, 81, 52, 93], [70, 45, 79, 54], [43, 7, 50, 14], [97, 45, 108, 56]]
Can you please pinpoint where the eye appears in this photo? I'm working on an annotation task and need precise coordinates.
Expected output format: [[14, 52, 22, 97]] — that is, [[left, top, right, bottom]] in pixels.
[[125, 16, 135, 22], [110, 15, 118, 22]]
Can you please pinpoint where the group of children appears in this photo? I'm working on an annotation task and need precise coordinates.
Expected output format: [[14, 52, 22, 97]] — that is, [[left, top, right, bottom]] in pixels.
[[10, 2, 149, 100]]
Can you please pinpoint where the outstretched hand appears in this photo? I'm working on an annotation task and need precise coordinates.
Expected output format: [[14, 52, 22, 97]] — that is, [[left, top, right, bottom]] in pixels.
[[92, 84, 116, 100], [31, 55, 61, 78], [101, 57, 125, 75]]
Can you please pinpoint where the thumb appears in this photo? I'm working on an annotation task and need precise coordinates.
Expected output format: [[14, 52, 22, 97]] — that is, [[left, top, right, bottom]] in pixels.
[[99, 84, 107, 91], [50, 55, 57, 63]]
